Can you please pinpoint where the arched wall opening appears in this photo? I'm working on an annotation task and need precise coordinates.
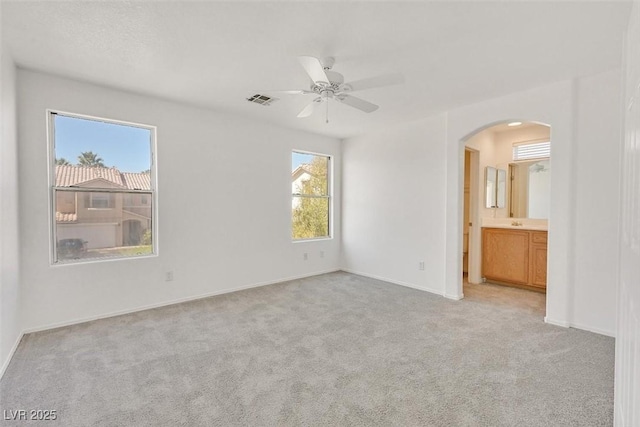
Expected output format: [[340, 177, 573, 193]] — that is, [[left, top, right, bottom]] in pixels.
[[443, 80, 575, 327], [460, 120, 551, 313]]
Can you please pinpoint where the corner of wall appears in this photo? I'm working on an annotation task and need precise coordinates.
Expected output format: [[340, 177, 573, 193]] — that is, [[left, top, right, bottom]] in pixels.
[[0, 40, 24, 379]]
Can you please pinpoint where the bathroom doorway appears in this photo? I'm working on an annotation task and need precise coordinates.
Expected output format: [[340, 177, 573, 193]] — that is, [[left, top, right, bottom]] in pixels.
[[462, 148, 478, 278], [461, 121, 551, 312]]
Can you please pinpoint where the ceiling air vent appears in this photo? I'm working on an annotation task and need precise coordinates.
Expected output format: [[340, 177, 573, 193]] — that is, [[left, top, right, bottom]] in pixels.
[[246, 94, 278, 106]]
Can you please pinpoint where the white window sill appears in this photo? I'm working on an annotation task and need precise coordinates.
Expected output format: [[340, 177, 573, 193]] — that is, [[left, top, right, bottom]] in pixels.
[[292, 236, 333, 243]]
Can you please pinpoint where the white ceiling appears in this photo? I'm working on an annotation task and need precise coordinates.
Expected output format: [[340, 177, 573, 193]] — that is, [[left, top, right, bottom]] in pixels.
[[2, 1, 632, 139]]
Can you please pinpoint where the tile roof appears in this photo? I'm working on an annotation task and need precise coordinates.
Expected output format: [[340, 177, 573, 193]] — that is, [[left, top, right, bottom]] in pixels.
[[122, 172, 150, 191], [55, 165, 150, 190]]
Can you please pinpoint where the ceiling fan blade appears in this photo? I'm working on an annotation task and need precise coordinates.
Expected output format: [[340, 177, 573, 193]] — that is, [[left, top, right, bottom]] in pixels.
[[342, 73, 405, 92], [263, 90, 315, 95], [336, 95, 379, 113], [297, 97, 322, 118], [298, 56, 330, 85]]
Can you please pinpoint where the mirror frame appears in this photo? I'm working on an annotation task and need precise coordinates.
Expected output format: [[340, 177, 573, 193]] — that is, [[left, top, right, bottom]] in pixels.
[[485, 166, 497, 208], [485, 166, 506, 208]]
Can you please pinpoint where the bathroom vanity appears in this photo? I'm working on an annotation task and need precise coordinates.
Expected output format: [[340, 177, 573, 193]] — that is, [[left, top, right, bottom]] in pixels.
[[481, 226, 547, 292]]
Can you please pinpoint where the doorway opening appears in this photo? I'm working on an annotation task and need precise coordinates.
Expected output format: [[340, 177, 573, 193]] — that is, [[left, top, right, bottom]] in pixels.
[[461, 121, 551, 314], [462, 148, 478, 279]]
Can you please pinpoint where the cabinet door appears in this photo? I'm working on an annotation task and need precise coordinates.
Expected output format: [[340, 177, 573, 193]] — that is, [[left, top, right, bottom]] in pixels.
[[482, 228, 530, 285], [530, 244, 548, 288]]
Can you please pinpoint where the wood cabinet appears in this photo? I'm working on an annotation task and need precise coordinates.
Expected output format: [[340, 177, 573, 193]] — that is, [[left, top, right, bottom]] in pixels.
[[482, 227, 548, 292]]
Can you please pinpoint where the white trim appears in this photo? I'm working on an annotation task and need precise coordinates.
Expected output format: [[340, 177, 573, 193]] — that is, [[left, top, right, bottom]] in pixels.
[[444, 293, 464, 301], [291, 149, 333, 241], [544, 316, 570, 328], [0, 332, 24, 380], [292, 237, 333, 243], [341, 268, 444, 296], [47, 110, 159, 265], [52, 253, 157, 268], [566, 322, 615, 338], [544, 316, 615, 337], [22, 269, 339, 334]]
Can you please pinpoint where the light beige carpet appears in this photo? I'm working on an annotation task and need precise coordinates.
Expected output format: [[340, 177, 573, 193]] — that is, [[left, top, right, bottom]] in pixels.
[[0, 272, 614, 426]]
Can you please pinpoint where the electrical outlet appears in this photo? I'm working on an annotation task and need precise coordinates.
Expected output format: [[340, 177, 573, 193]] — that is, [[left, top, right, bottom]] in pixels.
[[303, 253, 308, 261], [165, 271, 174, 281], [320, 251, 325, 258], [418, 261, 425, 271]]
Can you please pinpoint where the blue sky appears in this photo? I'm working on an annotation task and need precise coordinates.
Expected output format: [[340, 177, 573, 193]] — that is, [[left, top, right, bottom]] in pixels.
[[292, 152, 315, 170], [54, 115, 151, 173], [55, 116, 317, 173]]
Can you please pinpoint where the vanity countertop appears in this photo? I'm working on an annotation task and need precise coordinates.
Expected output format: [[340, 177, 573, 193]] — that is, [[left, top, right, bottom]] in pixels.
[[481, 224, 548, 231]]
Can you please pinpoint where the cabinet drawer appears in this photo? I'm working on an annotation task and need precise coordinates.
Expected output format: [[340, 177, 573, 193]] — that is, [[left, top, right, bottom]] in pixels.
[[532, 232, 548, 244]]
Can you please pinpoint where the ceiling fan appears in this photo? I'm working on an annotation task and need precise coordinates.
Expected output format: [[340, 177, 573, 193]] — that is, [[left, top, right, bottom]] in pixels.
[[265, 56, 404, 122]]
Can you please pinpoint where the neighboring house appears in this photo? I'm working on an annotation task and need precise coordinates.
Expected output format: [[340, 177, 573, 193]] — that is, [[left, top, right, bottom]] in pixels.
[[291, 163, 311, 208], [292, 163, 311, 193], [55, 165, 151, 249]]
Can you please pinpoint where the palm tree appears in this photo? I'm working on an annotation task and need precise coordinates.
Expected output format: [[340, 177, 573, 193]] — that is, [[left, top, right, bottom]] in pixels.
[[77, 151, 105, 167], [55, 158, 71, 166]]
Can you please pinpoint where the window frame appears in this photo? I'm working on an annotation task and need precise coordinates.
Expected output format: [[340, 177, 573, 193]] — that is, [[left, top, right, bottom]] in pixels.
[[88, 192, 114, 210], [47, 110, 158, 265], [512, 139, 551, 162], [291, 149, 332, 242]]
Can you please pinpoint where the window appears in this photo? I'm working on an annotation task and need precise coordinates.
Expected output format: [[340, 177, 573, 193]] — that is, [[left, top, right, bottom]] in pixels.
[[513, 141, 550, 161], [89, 193, 113, 209], [49, 112, 156, 263], [292, 151, 331, 240]]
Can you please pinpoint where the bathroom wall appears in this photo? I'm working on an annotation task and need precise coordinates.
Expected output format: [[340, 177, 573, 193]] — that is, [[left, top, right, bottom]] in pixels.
[[466, 123, 551, 222], [465, 128, 509, 219]]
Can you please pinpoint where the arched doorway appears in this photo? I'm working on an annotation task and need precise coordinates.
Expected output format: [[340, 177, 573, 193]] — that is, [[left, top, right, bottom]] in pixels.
[[461, 121, 551, 315], [443, 84, 576, 329]]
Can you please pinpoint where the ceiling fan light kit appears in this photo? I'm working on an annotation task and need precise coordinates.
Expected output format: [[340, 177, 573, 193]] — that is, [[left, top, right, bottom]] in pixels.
[[260, 56, 404, 123]]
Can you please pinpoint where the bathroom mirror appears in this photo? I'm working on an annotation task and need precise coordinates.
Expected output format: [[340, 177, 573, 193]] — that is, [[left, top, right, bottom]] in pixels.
[[485, 167, 507, 208], [508, 160, 550, 218], [485, 166, 496, 208], [497, 169, 507, 208]]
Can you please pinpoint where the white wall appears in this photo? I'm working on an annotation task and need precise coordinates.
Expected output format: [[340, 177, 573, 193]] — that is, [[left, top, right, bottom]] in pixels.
[[341, 113, 448, 294], [464, 128, 505, 285], [465, 128, 508, 220], [615, 1, 640, 424], [446, 75, 621, 336], [0, 19, 22, 373], [343, 71, 621, 336], [466, 124, 551, 221], [445, 81, 576, 332], [573, 69, 621, 336], [17, 70, 342, 331]]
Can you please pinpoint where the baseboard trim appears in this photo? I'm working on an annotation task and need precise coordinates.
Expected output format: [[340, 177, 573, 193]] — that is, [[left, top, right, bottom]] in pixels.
[[544, 317, 570, 328], [0, 331, 24, 381], [567, 321, 615, 338], [341, 269, 444, 297], [22, 269, 340, 335], [444, 293, 464, 301], [544, 317, 614, 337]]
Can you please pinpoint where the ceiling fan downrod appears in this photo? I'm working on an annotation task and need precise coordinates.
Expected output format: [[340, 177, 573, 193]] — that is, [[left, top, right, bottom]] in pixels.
[[326, 93, 329, 124]]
